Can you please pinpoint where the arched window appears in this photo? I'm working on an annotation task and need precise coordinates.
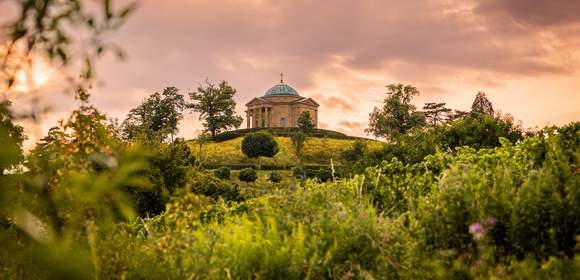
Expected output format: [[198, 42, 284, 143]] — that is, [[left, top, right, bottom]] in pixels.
[[280, 117, 286, 127]]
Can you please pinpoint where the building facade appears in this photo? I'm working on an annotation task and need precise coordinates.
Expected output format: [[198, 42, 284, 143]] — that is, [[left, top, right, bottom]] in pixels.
[[245, 80, 319, 128]]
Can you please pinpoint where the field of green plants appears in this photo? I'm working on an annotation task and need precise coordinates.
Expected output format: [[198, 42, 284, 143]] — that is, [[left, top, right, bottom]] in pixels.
[[1, 100, 579, 279]]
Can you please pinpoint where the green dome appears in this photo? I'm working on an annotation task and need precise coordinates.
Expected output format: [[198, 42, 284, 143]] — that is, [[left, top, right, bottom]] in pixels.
[[264, 83, 300, 97]]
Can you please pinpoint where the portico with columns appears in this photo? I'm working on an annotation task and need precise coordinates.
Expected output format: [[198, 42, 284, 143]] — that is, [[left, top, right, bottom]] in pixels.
[[245, 74, 319, 129]]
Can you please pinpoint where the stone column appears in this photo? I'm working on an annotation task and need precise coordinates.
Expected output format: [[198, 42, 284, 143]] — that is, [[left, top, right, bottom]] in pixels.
[[314, 109, 318, 128], [246, 110, 250, 128], [252, 108, 256, 128], [256, 107, 262, 127]]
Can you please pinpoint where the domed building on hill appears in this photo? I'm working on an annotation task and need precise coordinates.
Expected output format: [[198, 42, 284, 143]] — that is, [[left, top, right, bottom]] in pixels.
[[245, 74, 319, 128]]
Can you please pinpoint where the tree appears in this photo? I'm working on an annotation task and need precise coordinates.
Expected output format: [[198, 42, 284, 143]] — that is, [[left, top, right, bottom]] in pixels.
[[423, 102, 452, 125], [241, 131, 279, 169], [341, 139, 366, 162], [2, 0, 136, 100], [238, 168, 258, 182], [195, 132, 212, 165], [0, 101, 26, 175], [188, 81, 243, 137], [365, 83, 425, 139], [290, 131, 306, 161], [471, 91, 494, 115], [298, 111, 314, 133], [442, 113, 524, 150], [448, 110, 469, 121], [121, 87, 186, 141]]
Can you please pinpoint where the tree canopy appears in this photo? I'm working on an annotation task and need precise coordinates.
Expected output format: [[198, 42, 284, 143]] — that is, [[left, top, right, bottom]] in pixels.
[[290, 131, 306, 161], [366, 84, 425, 139], [471, 91, 494, 115], [423, 102, 452, 125], [121, 87, 186, 141], [298, 111, 314, 133], [0, 101, 26, 174], [241, 131, 279, 159], [188, 81, 243, 137]]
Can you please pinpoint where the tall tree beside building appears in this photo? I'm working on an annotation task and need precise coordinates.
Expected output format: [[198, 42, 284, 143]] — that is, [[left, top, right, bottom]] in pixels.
[[189, 81, 243, 137], [366, 83, 425, 139], [298, 111, 315, 133]]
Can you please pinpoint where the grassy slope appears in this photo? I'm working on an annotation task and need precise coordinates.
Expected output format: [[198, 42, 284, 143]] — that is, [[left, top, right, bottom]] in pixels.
[[189, 136, 383, 167]]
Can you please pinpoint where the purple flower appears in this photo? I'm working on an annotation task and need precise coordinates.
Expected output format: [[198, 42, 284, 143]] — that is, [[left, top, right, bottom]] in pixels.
[[469, 223, 485, 240]]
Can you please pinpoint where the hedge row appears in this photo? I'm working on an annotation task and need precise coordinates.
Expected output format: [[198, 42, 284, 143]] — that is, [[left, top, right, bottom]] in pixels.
[[203, 163, 338, 170], [211, 127, 353, 142]]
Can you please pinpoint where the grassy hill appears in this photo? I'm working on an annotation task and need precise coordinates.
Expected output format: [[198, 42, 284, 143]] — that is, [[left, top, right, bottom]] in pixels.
[[188, 136, 383, 168]]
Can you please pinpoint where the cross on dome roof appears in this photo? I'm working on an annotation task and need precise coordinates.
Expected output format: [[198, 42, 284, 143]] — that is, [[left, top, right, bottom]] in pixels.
[[264, 73, 300, 97]]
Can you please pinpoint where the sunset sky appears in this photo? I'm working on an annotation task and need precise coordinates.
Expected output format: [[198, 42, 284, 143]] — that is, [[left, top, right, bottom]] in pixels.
[[3, 0, 580, 145]]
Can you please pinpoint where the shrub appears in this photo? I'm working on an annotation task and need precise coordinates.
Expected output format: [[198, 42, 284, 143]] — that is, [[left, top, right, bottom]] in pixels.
[[214, 167, 231, 180], [130, 138, 196, 216], [241, 131, 279, 159], [212, 127, 351, 142], [238, 168, 257, 182], [341, 139, 366, 162], [294, 166, 336, 182], [187, 171, 242, 202], [442, 113, 524, 150], [269, 172, 282, 183]]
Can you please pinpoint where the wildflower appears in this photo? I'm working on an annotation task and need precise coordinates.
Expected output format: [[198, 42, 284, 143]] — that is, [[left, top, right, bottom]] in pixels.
[[469, 223, 485, 240]]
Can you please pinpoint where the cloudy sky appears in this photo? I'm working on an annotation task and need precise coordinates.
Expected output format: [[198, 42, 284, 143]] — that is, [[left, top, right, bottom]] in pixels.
[[4, 0, 580, 145]]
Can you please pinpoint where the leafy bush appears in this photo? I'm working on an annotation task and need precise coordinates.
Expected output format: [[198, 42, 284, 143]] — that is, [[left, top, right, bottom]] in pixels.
[[187, 171, 242, 202], [442, 113, 524, 150], [341, 139, 366, 162], [238, 168, 257, 182], [268, 172, 282, 183], [294, 166, 336, 182], [130, 138, 195, 216], [241, 131, 279, 159], [213, 167, 231, 180]]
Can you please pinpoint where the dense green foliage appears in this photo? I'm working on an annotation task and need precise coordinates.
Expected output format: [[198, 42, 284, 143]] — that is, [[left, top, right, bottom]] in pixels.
[[130, 138, 196, 215], [290, 130, 306, 161], [345, 112, 525, 175], [188, 81, 243, 137], [423, 102, 452, 125], [14, 122, 569, 279], [2, 3, 579, 278], [0, 101, 25, 174], [241, 131, 279, 159], [268, 172, 283, 183], [214, 166, 231, 180], [211, 127, 352, 142], [121, 87, 187, 141], [187, 171, 242, 202], [2, 100, 578, 279], [238, 168, 258, 182], [366, 83, 426, 139], [298, 111, 315, 133]]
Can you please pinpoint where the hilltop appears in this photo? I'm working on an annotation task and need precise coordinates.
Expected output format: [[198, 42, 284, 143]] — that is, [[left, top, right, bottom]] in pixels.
[[188, 129, 382, 169]]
